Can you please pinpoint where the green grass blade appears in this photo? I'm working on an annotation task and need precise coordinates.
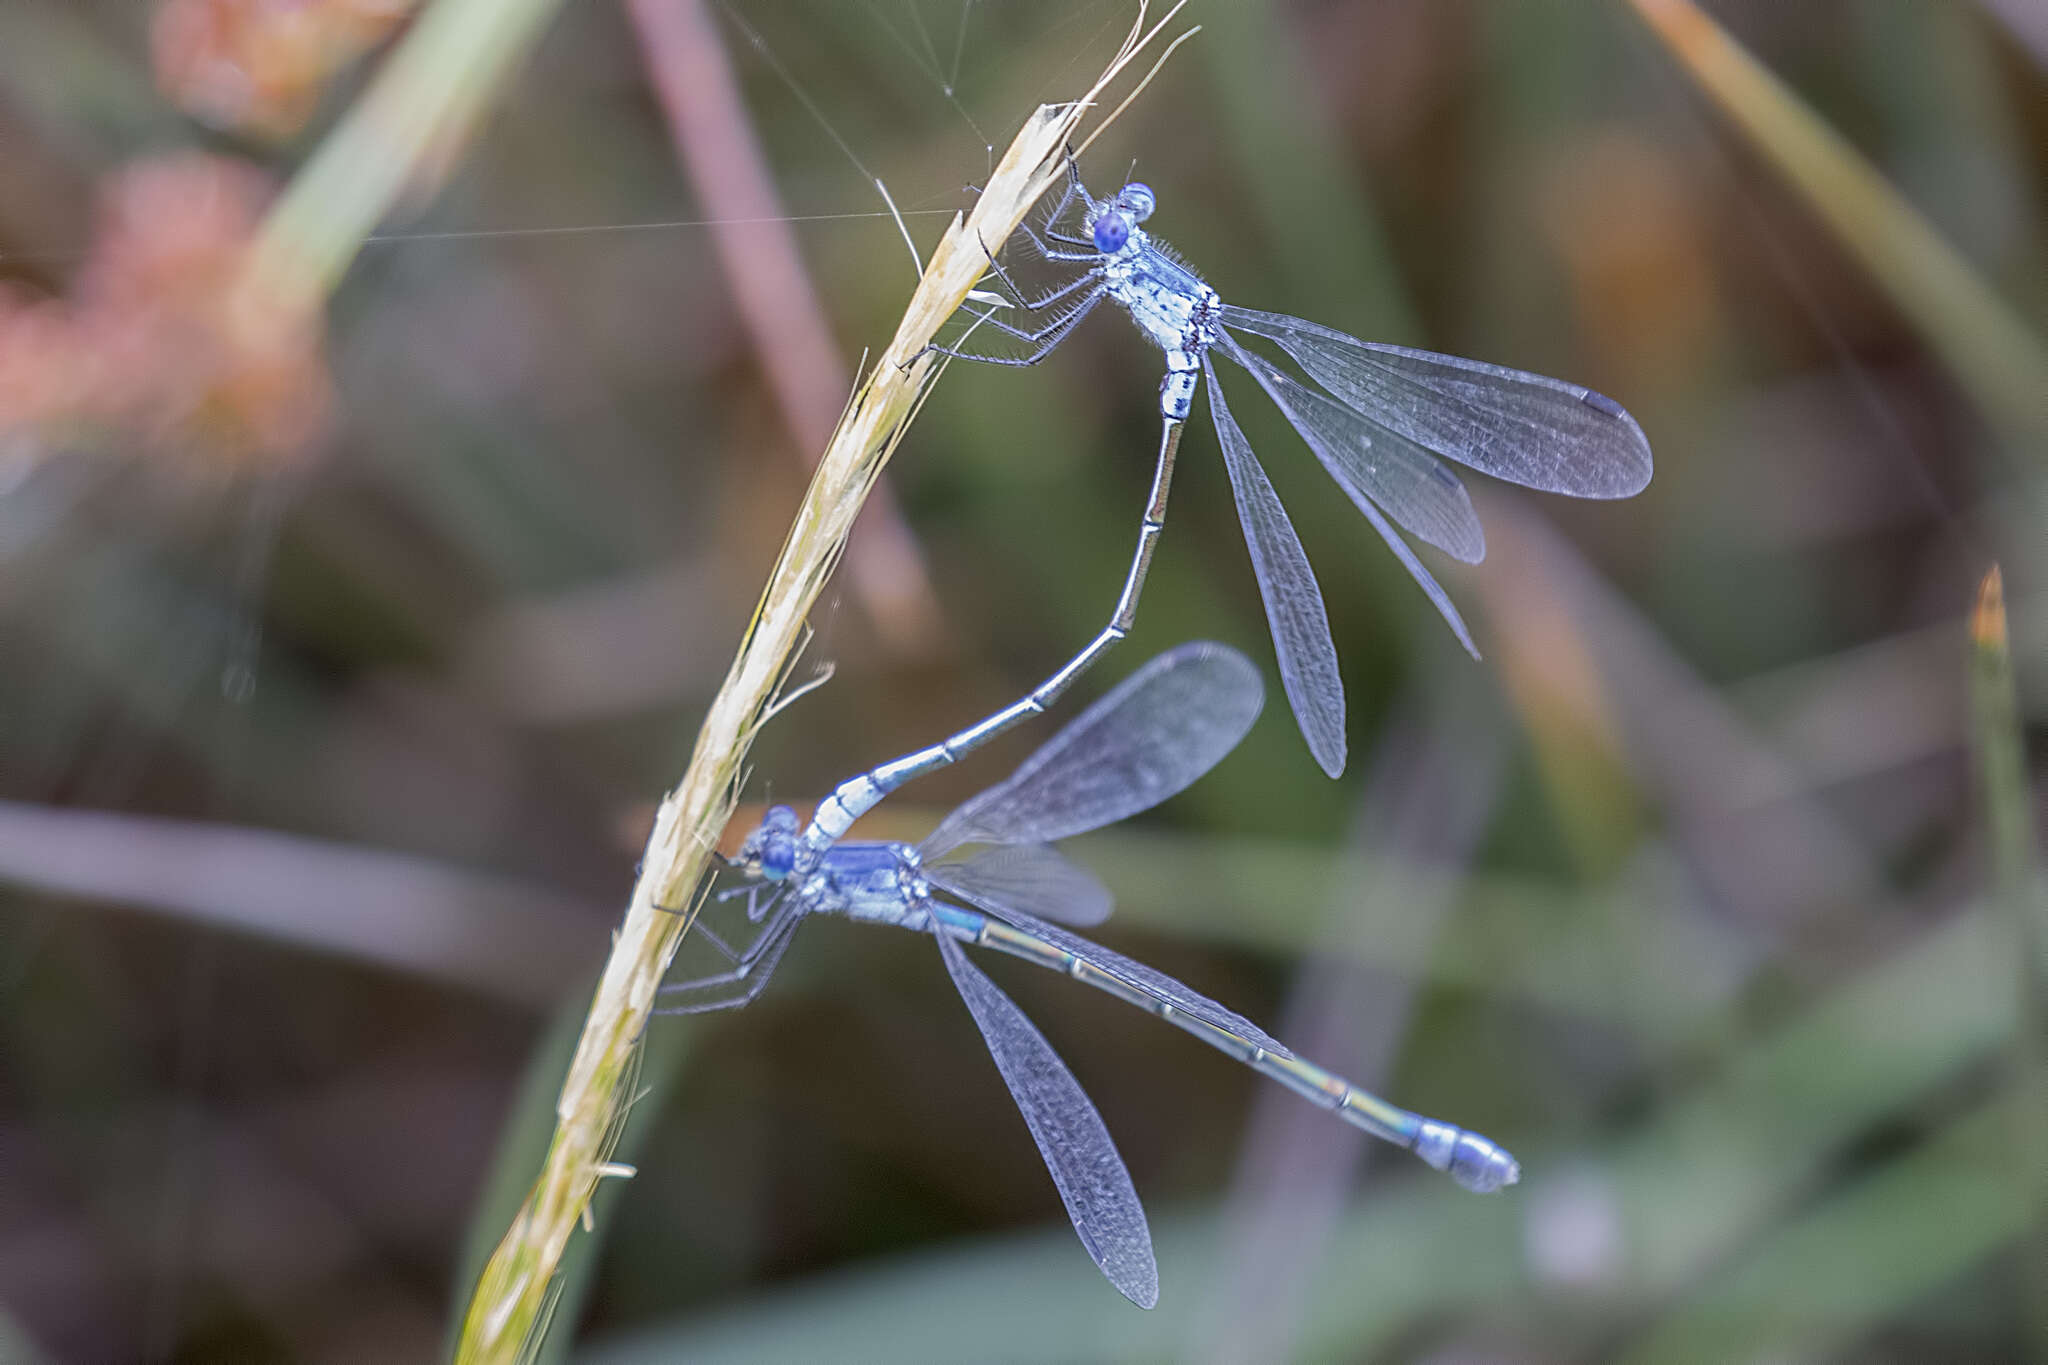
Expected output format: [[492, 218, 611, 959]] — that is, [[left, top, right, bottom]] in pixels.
[[1617, 1096, 2027, 1364], [243, 0, 569, 308], [1629, 0, 2048, 443], [1968, 566, 2048, 1356]]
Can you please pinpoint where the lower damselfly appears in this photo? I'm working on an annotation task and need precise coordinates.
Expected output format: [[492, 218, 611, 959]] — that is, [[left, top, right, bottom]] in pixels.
[[661, 643, 1518, 1308]]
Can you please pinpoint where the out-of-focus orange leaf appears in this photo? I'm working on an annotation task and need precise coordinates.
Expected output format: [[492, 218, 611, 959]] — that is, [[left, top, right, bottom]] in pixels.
[[0, 287, 91, 431], [0, 153, 332, 471], [1537, 128, 1721, 395], [153, 0, 416, 139]]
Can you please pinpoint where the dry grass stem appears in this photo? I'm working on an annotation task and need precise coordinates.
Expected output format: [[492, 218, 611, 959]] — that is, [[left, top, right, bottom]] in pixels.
[[451, 6, 1192, 1360], [1629, 0, 2048, 442]]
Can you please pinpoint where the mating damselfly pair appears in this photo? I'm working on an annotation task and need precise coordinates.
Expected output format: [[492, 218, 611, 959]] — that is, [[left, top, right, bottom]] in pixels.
[[661, 163, 1650, 1305]]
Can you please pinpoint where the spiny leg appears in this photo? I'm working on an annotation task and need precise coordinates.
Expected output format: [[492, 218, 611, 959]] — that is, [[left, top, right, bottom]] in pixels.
[[1014, 221, 1101, 264], [662, 884, 781, 963], [926, 289, 1104, 368], [691, 920, 742, 964], [712, 879, 785, 922], [949, 287, 1102, 345], [972, 235, 1102, 312], [960, 182, 1091, 267], [1026, 148, 1089, 238], [966, 151, 1091, 264], [1024, 171, 1098, 253], [655, 899, 803, 1011], [1038, 153, 1102, 249], [1027, 176, 1099, 253], [652, 917, 801, 1016], [706, 894, 795, 970]]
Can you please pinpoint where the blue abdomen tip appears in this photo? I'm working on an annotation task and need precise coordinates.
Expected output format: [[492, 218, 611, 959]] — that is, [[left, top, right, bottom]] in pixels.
[[1450, 1133, 1520, 1193]]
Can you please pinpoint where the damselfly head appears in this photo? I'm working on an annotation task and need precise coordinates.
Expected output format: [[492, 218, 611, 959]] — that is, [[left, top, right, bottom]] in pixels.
[[1088, 181, 1155, 254], [739, 803, 801, 881]]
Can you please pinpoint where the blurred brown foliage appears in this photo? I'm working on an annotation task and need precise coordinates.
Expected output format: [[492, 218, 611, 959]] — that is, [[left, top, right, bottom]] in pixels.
[[0, 153, 331, 470], [154, 0, 416, 139]]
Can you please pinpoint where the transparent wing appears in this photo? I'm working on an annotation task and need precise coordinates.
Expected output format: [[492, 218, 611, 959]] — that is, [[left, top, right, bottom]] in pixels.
[[926, 844, 1114, 928], [923, 642, 1263, 857], [1204, 356, 1346, 778], [1213, 338, 1480, 657], [932, 927, 1158, 1309], [981, 903, 1296, 1062], [1214, 333, 1486, 565], [1219, 305, 1653, 499], [1353, 471, 1481, 659]]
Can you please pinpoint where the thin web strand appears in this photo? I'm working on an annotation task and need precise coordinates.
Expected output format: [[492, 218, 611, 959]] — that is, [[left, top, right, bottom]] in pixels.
[[879, 0, 992, 153]]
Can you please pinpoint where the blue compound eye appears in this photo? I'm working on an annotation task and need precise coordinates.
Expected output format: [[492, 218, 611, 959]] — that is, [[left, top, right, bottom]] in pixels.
[[759, 833, 795, 882], [1118, 182, 1155, 223], [1092, 211, 1131, 253], [757, 804, 799, 881]]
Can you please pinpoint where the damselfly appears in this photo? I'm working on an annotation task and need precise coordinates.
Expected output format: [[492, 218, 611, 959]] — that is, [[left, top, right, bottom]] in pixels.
[[930, 162, 1654, 776], [661, 643, 1518, 1308]]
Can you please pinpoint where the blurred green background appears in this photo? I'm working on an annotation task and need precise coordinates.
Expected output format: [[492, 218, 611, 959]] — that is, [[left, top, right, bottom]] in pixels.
[[1, 1, 2044, 1360]]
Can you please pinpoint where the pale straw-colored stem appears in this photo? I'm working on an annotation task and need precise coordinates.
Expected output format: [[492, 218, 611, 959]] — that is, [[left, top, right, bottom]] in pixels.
[[1629, 0, 2048, 443], [451, 7, 1192, 1360]]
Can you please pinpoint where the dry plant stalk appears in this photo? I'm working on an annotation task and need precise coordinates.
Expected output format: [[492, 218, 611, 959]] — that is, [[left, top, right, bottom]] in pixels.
[[1629, 0, 2048, 443], [452, 8, 1192, 1360]]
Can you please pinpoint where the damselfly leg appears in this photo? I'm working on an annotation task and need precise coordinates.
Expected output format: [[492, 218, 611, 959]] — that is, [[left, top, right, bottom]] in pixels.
[[973, 244, 1102, 311], [654, 900, 805, 1016], [927, 291, 1106, 365]]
